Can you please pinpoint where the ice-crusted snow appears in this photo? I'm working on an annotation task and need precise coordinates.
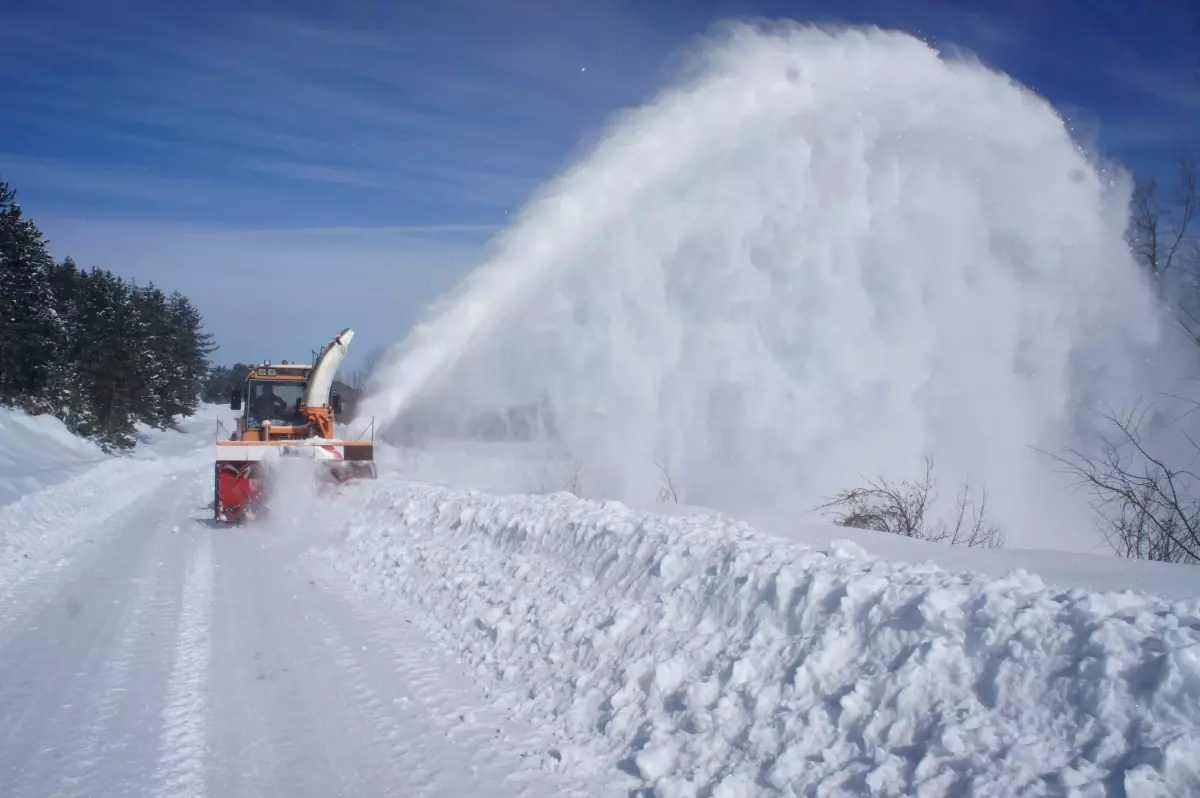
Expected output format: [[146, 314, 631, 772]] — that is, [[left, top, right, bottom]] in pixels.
[[325, 481, 1200, 797]]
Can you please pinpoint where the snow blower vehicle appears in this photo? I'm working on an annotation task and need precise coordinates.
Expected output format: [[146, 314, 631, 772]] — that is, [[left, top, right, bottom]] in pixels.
[[213, 327, 377, 523]]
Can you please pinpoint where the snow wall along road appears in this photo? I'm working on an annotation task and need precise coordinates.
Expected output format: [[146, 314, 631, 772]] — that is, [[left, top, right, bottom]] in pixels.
[[327, 483, 1200, 797], [357, 21, 1186, 552]]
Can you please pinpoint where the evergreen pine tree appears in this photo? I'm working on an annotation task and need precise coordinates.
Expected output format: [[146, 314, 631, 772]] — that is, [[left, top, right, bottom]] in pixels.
[[70, 267, 139, 448], [0, 182, 65, 408], [45, 257, 97, 434], [129, 281, 172, 428], [165, 291, 216, 418]]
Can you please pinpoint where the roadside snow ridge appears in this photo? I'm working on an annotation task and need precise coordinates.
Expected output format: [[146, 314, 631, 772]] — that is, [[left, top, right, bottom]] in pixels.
[[327, 483, 1200, 797]]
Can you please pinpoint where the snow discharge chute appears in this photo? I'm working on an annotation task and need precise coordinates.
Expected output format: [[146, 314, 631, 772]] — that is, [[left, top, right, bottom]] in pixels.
[[304, 328, 354, 413]]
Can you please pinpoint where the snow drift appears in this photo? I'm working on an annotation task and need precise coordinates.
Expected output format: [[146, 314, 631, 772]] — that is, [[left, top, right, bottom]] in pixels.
[[0, 407, 106, 506], [326, 484, 1200, 797], [359, 21, 1179, 551]]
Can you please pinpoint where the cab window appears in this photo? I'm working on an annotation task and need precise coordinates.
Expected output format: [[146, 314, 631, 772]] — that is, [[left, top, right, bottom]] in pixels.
[[247, 380, 306, 426]]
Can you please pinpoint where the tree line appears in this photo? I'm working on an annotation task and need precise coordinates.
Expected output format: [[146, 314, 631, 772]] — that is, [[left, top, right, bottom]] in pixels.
[[0, 178, 215, 450]]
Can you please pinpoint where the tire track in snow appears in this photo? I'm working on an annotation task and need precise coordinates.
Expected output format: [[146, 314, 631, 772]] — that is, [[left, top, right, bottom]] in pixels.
[[205, 533, 278, 798], [0, 457, 204, 647], [54, 475, 203, 796], [155, 530, 213, 798], [301, 551, 616, 797], [0, 477, 195, 798], [0, 474, 165, 650], [0, 584, 149, 798], [310, 609, 424, 791], [51, 565, 163, 795]]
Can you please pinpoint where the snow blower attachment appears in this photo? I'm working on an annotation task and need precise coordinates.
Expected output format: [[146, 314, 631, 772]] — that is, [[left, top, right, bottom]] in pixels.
[[213, 327, 377, 523]]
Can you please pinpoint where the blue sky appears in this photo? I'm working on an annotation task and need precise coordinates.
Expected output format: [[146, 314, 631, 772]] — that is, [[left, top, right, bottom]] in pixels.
[[2, 0, 1198, 369]]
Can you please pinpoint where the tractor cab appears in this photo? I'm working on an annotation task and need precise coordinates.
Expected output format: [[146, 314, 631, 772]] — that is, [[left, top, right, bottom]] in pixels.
[[229, 362, 342, 442]]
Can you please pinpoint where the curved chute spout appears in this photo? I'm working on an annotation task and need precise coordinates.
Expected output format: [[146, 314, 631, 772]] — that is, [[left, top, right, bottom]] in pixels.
[[304, 328, 355, 410]]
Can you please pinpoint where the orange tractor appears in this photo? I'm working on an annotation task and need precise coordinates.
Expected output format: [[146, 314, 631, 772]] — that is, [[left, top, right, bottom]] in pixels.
[[213, 328, 377, 522]]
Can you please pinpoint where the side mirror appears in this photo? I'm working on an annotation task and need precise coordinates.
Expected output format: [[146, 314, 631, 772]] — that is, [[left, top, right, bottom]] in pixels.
[[231, 390, 242, 411], [331, 391, 342, 415]]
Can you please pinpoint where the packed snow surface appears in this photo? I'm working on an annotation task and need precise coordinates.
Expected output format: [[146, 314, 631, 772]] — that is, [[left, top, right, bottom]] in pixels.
[[327, 480, 1200, 797], [0, 405, 623, 797], [359, 20, 1181, 552]]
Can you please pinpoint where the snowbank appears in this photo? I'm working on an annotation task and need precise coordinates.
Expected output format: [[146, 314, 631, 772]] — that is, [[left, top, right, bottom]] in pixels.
[[327, 483, 1200, 797], [0, 407, 107, 506], [370, 437, 1200, 601], [0, 403, 226, 507]]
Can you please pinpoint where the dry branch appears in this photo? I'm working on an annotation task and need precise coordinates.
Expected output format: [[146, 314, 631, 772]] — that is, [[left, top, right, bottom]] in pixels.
[[817, 456, 1004, 549]]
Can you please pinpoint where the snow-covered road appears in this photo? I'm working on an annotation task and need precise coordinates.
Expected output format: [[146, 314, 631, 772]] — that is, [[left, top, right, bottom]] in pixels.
[[0, 411, 618, 797]]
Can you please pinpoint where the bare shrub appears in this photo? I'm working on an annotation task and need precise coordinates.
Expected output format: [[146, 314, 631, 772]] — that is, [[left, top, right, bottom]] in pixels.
[[1049, 149, 1200, 564], [1048, 404, 1200, 564], [563, 459, 586, 496], [1127, 153, 1199, 284], [654, 457, 679, 504], [817, 456, 1004, 548], [533, 456, 587, 497]]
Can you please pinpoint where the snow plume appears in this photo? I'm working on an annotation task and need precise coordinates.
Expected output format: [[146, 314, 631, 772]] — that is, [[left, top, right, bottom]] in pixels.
[[257, 453, 338, 534], [360, 21, 1178, 550], [328, 484, 1200, 797]]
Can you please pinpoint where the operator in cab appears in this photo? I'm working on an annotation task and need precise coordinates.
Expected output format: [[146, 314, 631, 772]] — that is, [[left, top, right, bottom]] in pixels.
[[249, 382, 304, 426]]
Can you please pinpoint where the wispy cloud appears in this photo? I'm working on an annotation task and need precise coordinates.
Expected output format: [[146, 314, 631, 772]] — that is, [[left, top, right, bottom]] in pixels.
[[176, 223, 504, 242], [2, 1, 664, 229], [244, 162, 396, 190], [1110, 63, 1200, 115], [0, 153, 234, 209]]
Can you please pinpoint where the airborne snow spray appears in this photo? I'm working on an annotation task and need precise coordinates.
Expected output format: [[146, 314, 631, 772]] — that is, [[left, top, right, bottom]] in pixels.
[[359, 22, 1189, 550]]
